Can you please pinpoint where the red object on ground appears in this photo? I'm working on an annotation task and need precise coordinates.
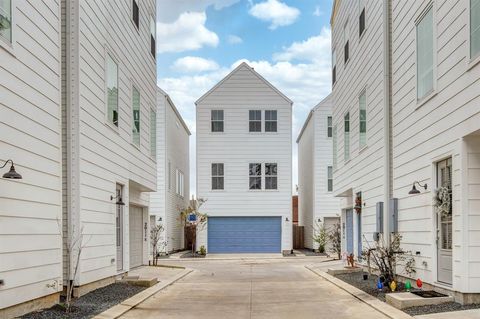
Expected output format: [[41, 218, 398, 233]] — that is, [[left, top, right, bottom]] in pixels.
[[416, 278, 423, 288]]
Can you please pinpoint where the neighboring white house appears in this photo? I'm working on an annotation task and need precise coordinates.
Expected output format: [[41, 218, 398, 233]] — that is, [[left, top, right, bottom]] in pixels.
[[195, 62, 293, 253], [62, 0, 157, 296], [330, 0, 389, 260], [150, 88, 191, 254], [0, 1, 63, 317], [297, 95, 341, 251]]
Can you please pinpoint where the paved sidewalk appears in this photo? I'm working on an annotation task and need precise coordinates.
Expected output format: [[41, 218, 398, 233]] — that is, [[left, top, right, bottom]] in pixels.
[[415, 309, 480, 318]]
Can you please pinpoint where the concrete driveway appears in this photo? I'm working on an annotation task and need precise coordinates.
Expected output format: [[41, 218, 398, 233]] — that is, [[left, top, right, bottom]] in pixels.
[[119, 258, 389, 319]]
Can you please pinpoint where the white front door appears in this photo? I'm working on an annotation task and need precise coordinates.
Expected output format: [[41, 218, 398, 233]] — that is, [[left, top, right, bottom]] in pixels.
[[437, 158, 452, 285], [116, 184, 123, 271]]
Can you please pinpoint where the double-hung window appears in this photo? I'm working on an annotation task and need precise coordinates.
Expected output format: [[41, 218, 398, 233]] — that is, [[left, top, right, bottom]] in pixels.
[[132, 87, 140, 147], [471, 0, 480, 59], [249, 110, 261, 132], [359, 0, 366, 37], [416, 6, 434, 100], [132, 0, 139, 29], [249, 163, 262, 190], [265, 163, 278, 190], [344, 21, 349, 63], [211, 163, 224, 190], [211, 110, 224, 132], [359, 91, 367, 148], [265, 110, 277, 132], [333, 125, 338, 169], [327, 166, 333, 192], [332, 49, 337, 85], [176, 170, 184, 197], [106, 54, 119, 127], [0, 0, 12, 44], [327, 116, 333, 138], [150, 108, 156, 158], [150, 16, 156, 58], [344, 113, 350, 161]]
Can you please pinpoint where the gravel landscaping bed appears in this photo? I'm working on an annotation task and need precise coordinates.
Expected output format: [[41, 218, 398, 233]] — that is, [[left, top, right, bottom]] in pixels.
[[301, 250, 330, 257], [21, 283, 147, 319], [335, 272, 480, 316], [180, 252, 205, 258]]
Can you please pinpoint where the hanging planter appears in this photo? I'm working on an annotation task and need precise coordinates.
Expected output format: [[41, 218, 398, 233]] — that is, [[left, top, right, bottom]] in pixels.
[[434, 186, 451, 218]]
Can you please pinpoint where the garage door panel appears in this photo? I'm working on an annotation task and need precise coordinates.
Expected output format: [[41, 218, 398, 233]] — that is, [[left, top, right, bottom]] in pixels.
[[129, 206, 143, 268], [208, 217, 281, 253]]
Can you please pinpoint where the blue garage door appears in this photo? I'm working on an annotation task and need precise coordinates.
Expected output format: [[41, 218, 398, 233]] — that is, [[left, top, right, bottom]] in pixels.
[[208, 217, 282, 253]]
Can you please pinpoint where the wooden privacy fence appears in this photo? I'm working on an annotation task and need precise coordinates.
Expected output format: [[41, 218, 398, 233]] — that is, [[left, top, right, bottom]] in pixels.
[[293, 225, 304, 249]]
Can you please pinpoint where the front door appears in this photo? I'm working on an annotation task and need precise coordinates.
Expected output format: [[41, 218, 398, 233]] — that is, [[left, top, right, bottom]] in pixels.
[[345, 209, 354, 254], [115, 184, 123, 271], [437, 158, 452, 285]]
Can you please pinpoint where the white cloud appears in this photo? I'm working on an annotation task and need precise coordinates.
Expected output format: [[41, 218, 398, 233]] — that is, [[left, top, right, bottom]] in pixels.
[[273, 27, 331, 63], [172, 56, 220, 73], [157, 12, 219, 53], [249, 0, 300, 30], [158, 0, 240, 23], [313, 6, 322, 17], [227, 35, 243, 44]]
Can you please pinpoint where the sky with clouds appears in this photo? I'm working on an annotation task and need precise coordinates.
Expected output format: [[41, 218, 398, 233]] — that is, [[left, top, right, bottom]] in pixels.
[[156, 0, 334, 195]]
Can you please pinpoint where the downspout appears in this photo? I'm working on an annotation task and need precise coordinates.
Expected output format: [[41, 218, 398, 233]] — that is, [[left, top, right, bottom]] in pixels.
[[383, 0, 393, 245]]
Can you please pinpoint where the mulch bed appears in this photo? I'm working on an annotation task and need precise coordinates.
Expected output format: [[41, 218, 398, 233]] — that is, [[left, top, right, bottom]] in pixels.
[[335, 272, 480, 316], [21, 283, 147, 319], [180, 252, 205, 258]]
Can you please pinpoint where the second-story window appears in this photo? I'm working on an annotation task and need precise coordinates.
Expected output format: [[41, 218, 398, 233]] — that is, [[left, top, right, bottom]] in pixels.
[[327, 116, 333, 138], [106, 54, 119, 127], [0, 0, 12, 44], [132, 0, 139, 29], [211, 110, 224, 132], [344, 112, 350, 161], [344, 21, 349, 63], [359, 0, 366, 37], [416, 5, 434, 100], [471, 0, 480, 59], [249, 110, 261, 132], [132, 86, 140, 147], [327, 166, 333, 192], [212, 163, 224, 190], [265, 163, 278, 190], [332, 49, 337, 85], [176, 169, 184, 197], [150, 15, 156, 58], [359, 91, 367, 148], [265, 110, 277, 132], [249, 163, 262, 190]]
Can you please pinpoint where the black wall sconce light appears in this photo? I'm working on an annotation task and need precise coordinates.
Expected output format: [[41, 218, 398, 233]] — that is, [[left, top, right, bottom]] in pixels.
[[110, 194, 125, 206], [408, 181, 427, 195], [1, 159, 22, 179]]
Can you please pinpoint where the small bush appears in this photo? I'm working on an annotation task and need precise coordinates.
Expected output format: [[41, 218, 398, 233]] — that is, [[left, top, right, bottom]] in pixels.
[[199, 245, 206, 256]]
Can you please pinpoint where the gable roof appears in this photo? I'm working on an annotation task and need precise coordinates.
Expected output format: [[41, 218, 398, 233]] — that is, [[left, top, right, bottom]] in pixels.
[[157, 87, 191, 136], [195, 62, 293, 106], [296, 94, 332, 143]]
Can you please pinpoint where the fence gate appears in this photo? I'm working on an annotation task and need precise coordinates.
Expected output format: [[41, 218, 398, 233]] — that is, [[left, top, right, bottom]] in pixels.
[[293, 225, 304, 249]]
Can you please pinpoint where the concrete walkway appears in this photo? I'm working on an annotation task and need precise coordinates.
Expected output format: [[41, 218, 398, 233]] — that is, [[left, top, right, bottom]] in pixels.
[[415, 309, 480, 318], [119, 258, 389, 319]]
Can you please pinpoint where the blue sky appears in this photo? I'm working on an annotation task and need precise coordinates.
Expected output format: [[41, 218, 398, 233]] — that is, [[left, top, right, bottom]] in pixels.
[[156, 0, 334, 194]]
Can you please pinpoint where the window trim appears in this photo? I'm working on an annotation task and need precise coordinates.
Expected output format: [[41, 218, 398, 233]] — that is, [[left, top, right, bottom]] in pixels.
[[265, 163, 278, 190], [131, 84, 141, 149], [168, 161, 171, 191], [150, 15, 156, 58], [415, 2, 437, 106], [0, 0, 15, 54], [105, 51, 120, 131], [211, 109, 224, 133], [332, 48, 337, 86], [131, 0, 140, 31], [327, 166, 333, 192], [359, 7, 366, 39], [249, 110, 262, 133], [264, 110, 278, 133], [249, 163, 262, 191], [327, 116, 333, 138], [343, 19, 350, 65], [359, 89, 367, 150], [176, 169, 185, 197], [211, 163, 225, 191], [333, 125, 338, 170], [467, 0, 480, 69]]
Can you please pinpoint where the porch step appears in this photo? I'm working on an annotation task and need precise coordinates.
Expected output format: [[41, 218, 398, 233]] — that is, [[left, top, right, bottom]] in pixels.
[[327, 267, 363, 275], [386, 292, 454, 309], [120, 276, 158, 287]]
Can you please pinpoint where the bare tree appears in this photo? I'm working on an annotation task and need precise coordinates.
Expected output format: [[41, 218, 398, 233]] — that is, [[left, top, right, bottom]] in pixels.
[[150, 223, 165, 266], [328, 222, 342, 259]]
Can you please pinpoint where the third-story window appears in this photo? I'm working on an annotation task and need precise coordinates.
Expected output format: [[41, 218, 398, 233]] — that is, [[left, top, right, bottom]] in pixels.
[[132, 87, 140, 147], [249, 163, 262, 190], [471, 0, 480, 58], [150, 15, 156, 58], [211, 110, 224, 132], [416, 5, 434, 100], [106, 54, 119, 127], [359, 0, 366, 37], [265, 163, 278, 190], [344, 113, 350, 161], [150, 108, 156, 158], [132, 0, 139, 29], [0, 0, 12, 44], [265, 110, 277, 132], [359, 91, 367, 148], [344, 21, 349, 63], [249, 110, 261, 132], [211, 163, 224, 190], [327, 116, 333, 138], [333, 125, 337, 169], [327, 166, 333, 192], [332, 49, 337, 85]]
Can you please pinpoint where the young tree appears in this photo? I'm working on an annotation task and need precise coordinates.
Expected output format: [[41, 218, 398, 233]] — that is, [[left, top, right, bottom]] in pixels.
[[312, 221, 328, 253], [150, 223, 165, 266], [179, 197, 208, 255], [328, 221, 342, 259]]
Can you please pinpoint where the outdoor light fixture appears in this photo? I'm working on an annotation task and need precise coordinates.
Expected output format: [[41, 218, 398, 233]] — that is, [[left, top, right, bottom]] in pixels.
[[1, 159, 22, 179], [110, 194, 125, 206], [408, 181, 427, 195]]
